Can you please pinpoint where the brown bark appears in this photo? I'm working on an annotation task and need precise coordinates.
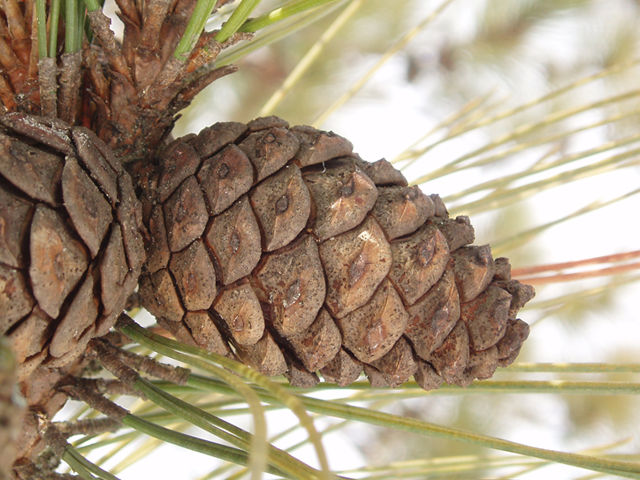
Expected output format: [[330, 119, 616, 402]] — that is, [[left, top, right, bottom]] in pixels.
[[38, 57, 57, 117], [57, 52, 82, 124]]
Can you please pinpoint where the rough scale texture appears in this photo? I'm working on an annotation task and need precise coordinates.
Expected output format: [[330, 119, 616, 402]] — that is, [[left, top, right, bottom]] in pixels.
[[136, 116, 535, 390], [0, 113, 145, 376]]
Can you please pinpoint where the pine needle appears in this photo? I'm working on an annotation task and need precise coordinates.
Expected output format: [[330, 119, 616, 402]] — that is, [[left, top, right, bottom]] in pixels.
[[237, 0, 342, 34], [217, 0, 344, 66], [490, 187, 640, 254], [187, 378, 640, 478], [259, 0, 368, 116], [312, 0, 457, 127]]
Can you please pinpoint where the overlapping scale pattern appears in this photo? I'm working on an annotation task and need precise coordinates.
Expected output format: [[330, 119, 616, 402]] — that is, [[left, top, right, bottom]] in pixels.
[[0, 113, 145, 381], [138, 116, 535, 389]]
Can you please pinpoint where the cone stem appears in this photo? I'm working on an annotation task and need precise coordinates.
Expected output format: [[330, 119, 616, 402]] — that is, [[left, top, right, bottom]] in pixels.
[[37, 413, 122, 480]]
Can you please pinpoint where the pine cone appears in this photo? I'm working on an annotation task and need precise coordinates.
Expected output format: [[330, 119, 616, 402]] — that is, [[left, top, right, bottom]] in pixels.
[[136, 116, 535, 389], [0, 113, 145, 463], [0, 112, 145, 374]]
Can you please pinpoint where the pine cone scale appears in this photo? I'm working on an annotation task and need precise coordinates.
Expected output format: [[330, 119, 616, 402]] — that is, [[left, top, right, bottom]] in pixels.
[[70, 128, 122, 204], [318, 216, 392, 319], [288, 308, 341, 372], [213, 280, 265, 346], [62, 156, 113, 257], [156, 142, 201, 203], [204, 194, 261, 285], [238, 126, 300, 182], [405, 267, 460, 361], [302, 161, 378, 242], [100, 225, 130, 315], [367, 337, 418, 388], [189, 121, 248, 160], [335, 279, 409, 363], [429, 320, 470, 384], [116, 173, 146, 274], [197, 144, 254, 216], [48, 266, 98, 357], [0, 185, 32, 267], [0, 115, 74, 155], [249, 163, 310, 251], [145, 205, 171, 273], [0, 131, 64, 205], [460, 285, 511, 351], [9, 306, 49, 364], [169, 239, 218, 311], [29, 204, 90, 318], [251, 234, 325, 337], [388, 223, 450, 305], [163, 175, 209, 252], [1, 265, 35, 332]]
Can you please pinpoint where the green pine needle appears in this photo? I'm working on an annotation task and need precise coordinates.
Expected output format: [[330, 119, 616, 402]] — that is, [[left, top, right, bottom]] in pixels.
[[122, 414, 288, 477], [174, 0, 219, 60], [65, 0, 80, 53], [64, 446, 122, 480], [48, 0, 62, 57], [216, 0, 343, 67], [118, 317, 334, 480], [35, 0, 47, 58], [215, 0, 263, 43], [185, 376, 640, 478], [237, 0, 341, 34]]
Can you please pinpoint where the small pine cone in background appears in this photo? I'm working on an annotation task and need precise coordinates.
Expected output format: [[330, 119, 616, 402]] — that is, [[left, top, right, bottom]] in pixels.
[[136, 116, 535, 389], [0, 113, 145, 462]]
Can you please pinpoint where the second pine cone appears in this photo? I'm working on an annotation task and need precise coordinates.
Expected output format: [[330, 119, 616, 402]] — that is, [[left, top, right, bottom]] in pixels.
[[135, 116, 535, 390]]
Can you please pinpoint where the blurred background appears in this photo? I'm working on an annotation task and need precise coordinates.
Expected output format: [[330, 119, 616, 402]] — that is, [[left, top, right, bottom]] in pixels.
[[93, 0, 640, 478]]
